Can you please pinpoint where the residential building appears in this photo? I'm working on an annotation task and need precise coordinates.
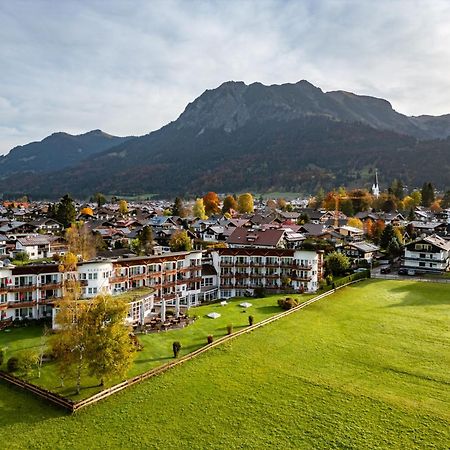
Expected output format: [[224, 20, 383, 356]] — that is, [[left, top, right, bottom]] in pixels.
[[403, 234, 450, 273]]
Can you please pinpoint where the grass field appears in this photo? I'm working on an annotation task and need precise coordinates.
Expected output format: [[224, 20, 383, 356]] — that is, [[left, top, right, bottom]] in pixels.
[[1, 280, 449, 449], [0, 292, 312, 399]]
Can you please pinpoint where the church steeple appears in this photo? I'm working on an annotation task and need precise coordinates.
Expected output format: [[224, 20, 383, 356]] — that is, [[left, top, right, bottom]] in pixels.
[[372, 169, 380, 198]]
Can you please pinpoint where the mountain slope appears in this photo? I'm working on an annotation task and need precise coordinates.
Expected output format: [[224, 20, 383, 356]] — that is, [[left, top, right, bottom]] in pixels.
[[0, 129, 133, 175], [1, 80, 449, 198]]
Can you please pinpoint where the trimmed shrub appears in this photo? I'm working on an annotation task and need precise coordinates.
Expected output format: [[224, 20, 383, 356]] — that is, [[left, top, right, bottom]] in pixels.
[[226, 324, 233, 335], [7, 357, 19, 373], [248, 315, 254, 326], [172, 341, 182, 358], [207, 335, 214, 344], [254, 287, 266, 298], [278, 297, 299, 310]]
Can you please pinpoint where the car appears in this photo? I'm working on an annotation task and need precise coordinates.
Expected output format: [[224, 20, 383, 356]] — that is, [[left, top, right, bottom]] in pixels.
[[380, 267, 391, 274], [407, 269, 416, 276], [398, 268, 408, 275]]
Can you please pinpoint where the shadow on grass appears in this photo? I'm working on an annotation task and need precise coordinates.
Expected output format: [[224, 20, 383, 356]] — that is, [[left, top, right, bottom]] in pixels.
[[254, 305, 282, 314], [385, 282, 450, 307], [134, 356, 173, 365], [0, 380, 70, 426]]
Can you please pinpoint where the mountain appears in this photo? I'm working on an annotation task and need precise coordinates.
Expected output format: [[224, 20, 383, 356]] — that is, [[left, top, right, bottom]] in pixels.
[[0, 129, 133, 175], [1, 80, 449, 198]]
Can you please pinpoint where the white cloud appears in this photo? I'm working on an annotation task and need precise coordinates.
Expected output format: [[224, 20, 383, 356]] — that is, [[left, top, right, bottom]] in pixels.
[[1, 0, 450, 153]]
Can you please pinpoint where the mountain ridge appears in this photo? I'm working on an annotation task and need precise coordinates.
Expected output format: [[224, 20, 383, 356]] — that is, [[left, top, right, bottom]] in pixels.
[[1, 80, 449, 198]]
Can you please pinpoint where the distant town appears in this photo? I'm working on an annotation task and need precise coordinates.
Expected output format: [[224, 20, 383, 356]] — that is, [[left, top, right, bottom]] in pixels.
[[0, 175, 449, 328]]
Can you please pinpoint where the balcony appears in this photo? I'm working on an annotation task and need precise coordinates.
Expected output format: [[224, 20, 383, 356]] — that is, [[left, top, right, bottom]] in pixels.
[[110, 275, 128, 283], [9, 284, 36, 293], [8, 300, 37, 308], [40, 282, 62, 290], [291, 264, 312, 270]]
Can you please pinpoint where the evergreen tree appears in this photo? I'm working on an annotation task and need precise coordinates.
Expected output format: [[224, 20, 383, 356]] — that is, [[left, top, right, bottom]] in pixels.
[[172, 197, 185, 217], [421, 182, 435, 207], [380, 224, 394, 249], [55, 194, 76, 228], [138, 226, 154, 255]]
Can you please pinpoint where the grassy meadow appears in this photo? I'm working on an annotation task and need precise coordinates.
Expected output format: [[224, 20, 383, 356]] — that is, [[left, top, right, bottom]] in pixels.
[[0, 292, 312, 399], [0, 280, 449, 449]]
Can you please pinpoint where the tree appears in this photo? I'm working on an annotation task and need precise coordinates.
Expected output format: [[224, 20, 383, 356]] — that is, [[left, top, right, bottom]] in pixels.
[[14, 251, 29, 263], [237, 193, 254, 213], [18, 350, 39, 378], [138, 225, 154, 255], [430, 200, 442, 213], [421, 182, 435, 207], [170, 230, 192, 252], [266, 199, 277, 210], [314, 188, 325, 208], [364, 218, 374, 238], [202, 192, 221, 216], [381, 196, 397, 213], [380, 224, 396, 250], [84, 295, 136, 386], [172, 197, 186, 217], [297, 212, 310, 225], [325, 252, 350, 276], [390, 179, 404, 200], [222, 195, 238, 214], [387, 237, 402, 259], [80, 207, 94, 216], [51, 253, 85, 392], [349, 189, 372, 213], [441, 191, 450, 209], [410, 190, 422, 207], [347, 218, 363, 229], [37, 325, 50, 379], [340, 198, 354, 217], [94, 193, 107, 208], [55, 194, 76, 228], [371, 219, 386, 244], [66, 222, 97, 261], [193, 198, 207, 219], [119, 200, 129, 216], [276, 198, 287, 211]]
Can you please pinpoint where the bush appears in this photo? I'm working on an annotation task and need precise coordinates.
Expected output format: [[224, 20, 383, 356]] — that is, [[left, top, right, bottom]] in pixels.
[[253, 287, 266, 298], [325, 274, 333, 285], [207, 335, 214, 344], [277, 297, 299, 310], [18, 350, 39, 377], [226, 324, 233, 335], [14, 251, 29, 263], [248, 315, 254, 326], [172, 341, 182, 358], [7, 357, 19, 373], [0, 349, 4, 366]]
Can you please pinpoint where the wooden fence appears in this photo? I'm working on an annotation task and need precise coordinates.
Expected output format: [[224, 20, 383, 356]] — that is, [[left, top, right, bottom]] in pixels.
[[1, 278, 365, 413]]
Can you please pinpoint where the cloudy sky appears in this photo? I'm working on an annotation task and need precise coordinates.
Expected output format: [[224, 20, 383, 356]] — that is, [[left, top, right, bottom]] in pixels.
[[1, 0, 450, 154]]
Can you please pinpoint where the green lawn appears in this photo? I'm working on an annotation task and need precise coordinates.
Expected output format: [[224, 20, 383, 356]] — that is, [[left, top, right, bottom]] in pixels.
[[0, 280, 448, 449], [0, 292, 312, 399]]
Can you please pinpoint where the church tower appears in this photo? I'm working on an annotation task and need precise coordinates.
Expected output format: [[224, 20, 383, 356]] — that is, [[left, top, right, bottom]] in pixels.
[[372, 169, 380, 198]]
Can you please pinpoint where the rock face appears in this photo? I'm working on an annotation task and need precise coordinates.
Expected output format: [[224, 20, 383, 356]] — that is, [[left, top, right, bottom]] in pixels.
[[176, 80, 450, 139], [0, 80, 449, 198]]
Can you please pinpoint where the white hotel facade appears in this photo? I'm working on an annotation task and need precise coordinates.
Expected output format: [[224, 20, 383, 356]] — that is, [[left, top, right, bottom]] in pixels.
[[0, 248, 323, 327]]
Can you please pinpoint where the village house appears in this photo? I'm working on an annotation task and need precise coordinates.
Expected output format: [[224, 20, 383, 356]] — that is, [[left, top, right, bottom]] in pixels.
[[402, 234, 450, 273]]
